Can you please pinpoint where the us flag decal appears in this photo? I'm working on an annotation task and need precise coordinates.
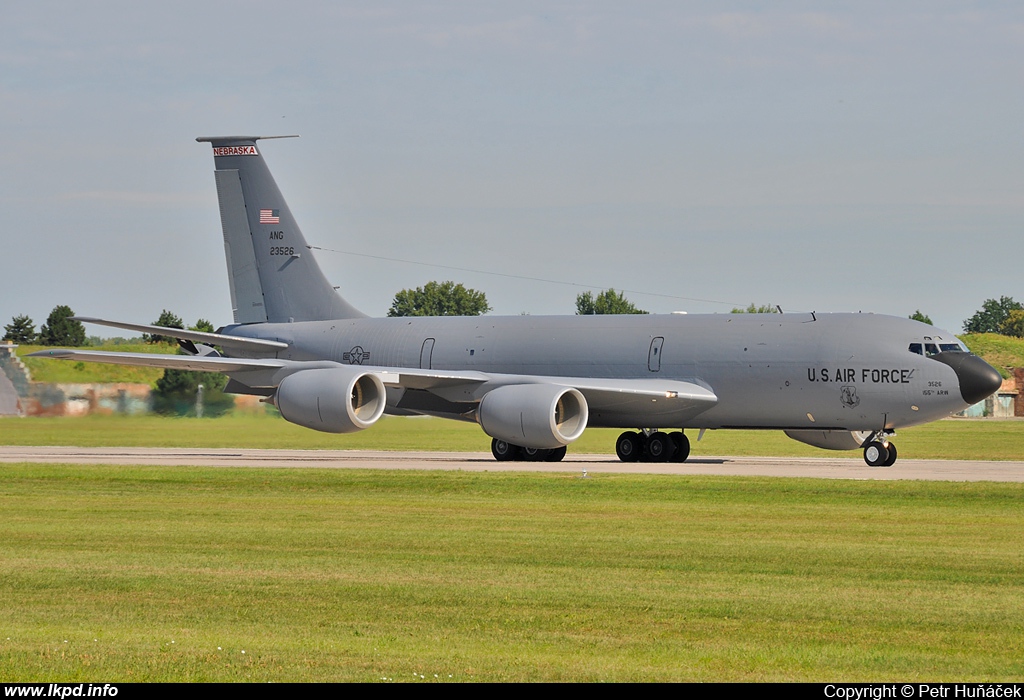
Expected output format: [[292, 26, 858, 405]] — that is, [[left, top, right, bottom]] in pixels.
[[259, 209, 280, 224]]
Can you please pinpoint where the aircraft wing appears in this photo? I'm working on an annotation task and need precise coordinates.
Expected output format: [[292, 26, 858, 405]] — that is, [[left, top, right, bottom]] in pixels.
[[549, 376, 716, 403], [476, 375, 718, 425], [28, 349, 287, 373], [26, 349, 489, 390], [373, 369, 717, 423], [30, 349, 716, 424]]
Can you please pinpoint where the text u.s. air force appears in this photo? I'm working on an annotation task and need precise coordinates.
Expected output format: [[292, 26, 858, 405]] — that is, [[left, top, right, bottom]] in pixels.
[[807, 367, 916, 384]]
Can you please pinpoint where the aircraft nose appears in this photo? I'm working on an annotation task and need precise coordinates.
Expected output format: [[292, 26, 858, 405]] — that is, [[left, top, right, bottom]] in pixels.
[[931, 352, 1003, 406]]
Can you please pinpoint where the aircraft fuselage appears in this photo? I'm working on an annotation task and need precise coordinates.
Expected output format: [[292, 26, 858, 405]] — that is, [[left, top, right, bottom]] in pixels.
[[227, 311, 969, 432]]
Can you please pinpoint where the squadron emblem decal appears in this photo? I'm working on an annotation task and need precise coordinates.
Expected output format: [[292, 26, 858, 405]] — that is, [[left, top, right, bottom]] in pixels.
[[839, 385, 860, 409], [343, 346, 371, 365]]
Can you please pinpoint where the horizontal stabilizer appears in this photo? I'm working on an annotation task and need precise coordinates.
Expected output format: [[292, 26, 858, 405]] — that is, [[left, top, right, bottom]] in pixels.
[[72, 317, 288, 352], [196, 135, 299, 143]]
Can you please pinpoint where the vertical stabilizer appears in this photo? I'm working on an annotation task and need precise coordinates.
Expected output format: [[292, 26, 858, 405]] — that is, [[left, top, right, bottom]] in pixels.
[[197, 136, 365, 323]]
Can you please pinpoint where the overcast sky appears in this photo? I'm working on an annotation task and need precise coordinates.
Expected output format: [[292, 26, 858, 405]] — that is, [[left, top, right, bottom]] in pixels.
[[2, 1, 1021, 336]]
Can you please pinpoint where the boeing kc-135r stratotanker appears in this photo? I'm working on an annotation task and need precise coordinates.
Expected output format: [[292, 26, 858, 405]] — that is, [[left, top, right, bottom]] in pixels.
[[32, 136, 1002, 466]]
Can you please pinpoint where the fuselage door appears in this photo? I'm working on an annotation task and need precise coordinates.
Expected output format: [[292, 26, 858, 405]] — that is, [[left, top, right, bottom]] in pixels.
[[420, 338, 435, 369], [648, 337, 664, 372]]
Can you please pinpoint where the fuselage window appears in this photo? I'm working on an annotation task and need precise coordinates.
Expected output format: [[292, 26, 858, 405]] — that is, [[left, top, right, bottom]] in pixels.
[[908, 343, 923, 355]]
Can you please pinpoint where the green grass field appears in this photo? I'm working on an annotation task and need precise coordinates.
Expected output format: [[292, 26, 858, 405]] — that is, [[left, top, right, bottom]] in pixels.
[[2, 412, 1023, 461], [2, 414, 1022, 681], [1, 464, 1021, 682]]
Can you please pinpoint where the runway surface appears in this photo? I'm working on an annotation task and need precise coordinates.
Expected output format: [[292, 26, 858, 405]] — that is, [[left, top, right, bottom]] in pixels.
[[1, 446, 1022, 481]]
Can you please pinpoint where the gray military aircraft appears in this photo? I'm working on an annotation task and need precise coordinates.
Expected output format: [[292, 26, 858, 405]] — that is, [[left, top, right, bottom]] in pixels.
[[32, 136, 1002, 466]]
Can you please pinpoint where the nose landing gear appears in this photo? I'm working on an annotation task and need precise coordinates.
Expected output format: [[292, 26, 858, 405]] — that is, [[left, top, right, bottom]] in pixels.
[[862, 432, 898, 467]]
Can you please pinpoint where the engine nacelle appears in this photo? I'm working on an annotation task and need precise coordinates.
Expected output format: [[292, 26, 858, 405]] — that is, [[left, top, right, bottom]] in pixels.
[[478, 384, 588, 449], [274, 367, 386, 434], [784, 429, 872, 451]]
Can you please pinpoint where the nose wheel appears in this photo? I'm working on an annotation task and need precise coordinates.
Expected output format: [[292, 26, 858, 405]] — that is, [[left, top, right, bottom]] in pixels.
[[863, 439, 898, 467]]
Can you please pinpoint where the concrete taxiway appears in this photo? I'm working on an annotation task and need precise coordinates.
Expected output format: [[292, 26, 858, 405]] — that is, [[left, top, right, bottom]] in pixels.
[[0, 446, 1022, 482]]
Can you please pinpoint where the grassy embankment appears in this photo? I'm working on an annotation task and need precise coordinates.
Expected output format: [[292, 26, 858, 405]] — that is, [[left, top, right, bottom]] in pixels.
[[0, 464, 1021, 682], [16, 343, 168, 386], [2, 412, 1024, 460], [961, 333, 1024, 378]]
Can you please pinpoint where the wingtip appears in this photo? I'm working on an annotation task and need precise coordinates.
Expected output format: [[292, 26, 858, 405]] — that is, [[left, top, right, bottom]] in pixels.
[[27, 349, 73, 358]]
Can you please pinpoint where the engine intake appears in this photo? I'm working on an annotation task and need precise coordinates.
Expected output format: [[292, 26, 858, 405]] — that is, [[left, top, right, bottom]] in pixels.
[[274, 367, 386, 433], [478, 384, 588, 449]]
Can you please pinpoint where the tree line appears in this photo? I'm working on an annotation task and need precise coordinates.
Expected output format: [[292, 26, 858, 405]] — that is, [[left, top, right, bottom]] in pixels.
[[383, 286, 1023, 337], [386, 281, 650, 316], [3, 306, 86, 346]]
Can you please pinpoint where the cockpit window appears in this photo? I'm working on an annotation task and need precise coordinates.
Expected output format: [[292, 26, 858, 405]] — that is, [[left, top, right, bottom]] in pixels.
[[910, 339, 969, 357]]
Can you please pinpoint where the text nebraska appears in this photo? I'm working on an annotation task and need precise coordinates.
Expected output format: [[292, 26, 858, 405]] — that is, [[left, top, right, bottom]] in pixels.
[[212, 146, 258, 156]]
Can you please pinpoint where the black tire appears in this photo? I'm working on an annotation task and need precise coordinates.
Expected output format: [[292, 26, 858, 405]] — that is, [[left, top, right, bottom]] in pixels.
[[521, 447, 543, 462], [647, 432, 671, 462], [616, 431, 641, 462], [669, 432, 690, 463], [883, 442, 898, 466], [491, 438, 519, 462], [863, 441, 889, 467], [544, 446, 567, 462]]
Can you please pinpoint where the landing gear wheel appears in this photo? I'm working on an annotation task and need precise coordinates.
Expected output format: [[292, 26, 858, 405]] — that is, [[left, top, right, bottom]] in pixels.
[[646, 432, 672, 462], [883, 442, 898, 466], [491, 439, 519, 462], [863, 441, 890, 467], [521, 447, 544, 461], [544, 446, 567, 462], [616, 431, 642, 462], [669, 432, 690, 463]]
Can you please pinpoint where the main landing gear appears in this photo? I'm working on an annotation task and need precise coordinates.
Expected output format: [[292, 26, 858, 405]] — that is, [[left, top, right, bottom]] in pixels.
[[491, 439, 567, 462], [862, 433, 898, 467], [616, 430, 690, 463]]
